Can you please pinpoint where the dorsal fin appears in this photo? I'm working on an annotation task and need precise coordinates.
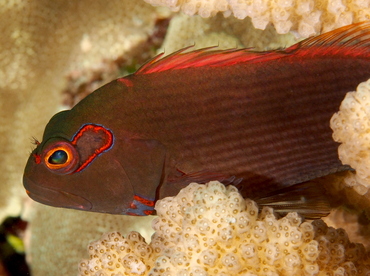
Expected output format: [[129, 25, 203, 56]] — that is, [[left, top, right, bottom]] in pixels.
[[288, 21, 370, 56], [299, 21, 370, 49], [135, 21, 370, 75], [135, 46, 285, 75]]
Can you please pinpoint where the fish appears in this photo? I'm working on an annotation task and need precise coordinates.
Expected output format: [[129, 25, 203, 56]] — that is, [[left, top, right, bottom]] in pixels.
[[23, 22, 370, 217]]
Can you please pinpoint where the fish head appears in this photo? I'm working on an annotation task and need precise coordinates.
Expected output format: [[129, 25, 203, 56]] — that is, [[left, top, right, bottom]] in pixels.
[[23, 111, 168, 215], [23, 132, 137, 214]]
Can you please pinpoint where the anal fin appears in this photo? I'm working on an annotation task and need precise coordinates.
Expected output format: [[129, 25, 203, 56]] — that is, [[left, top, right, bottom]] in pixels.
[[255, 181, 331, 219], [253, 175, 345, 219]]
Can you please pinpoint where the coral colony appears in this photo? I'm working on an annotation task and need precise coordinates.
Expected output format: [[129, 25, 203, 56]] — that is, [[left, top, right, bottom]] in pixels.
[[331, 79, 370, 196], [144, 0, 370, 37], [79, 182, 370, 276]]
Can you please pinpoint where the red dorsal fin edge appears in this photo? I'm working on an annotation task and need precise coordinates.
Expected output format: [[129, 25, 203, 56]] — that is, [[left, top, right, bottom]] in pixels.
[[135, 21, 370, 75]]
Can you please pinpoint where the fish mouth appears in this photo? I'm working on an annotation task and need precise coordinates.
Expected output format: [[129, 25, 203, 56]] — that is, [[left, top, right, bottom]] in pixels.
[[23, 177, 92, 211]]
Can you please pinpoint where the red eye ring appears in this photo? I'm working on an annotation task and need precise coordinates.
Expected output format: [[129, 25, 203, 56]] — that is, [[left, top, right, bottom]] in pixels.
[[43, 141, 79, 174]]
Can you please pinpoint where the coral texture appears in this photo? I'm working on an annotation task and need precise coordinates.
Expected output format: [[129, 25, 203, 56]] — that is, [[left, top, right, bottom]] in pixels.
[[323, 207, 370, 249], [144, 0, 370, 37], [159, 14, 296, 54], [331, 79, 370, 196], [79, 182, 370, 275]]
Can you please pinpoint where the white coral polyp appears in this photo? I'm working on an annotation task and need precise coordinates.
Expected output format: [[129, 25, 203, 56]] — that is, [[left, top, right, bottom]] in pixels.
[[78, 181, 370, 275], [331, 79, 370, 195], [144, 0, 370, 37]]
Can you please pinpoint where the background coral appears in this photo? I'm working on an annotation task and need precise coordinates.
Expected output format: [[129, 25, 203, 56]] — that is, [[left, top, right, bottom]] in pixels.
[[159, 14, 296, 53], [79, 182, 370, 275], [323, 207, 370, 249], [331, 79, 370, 196], [144, 0, 370, 37]]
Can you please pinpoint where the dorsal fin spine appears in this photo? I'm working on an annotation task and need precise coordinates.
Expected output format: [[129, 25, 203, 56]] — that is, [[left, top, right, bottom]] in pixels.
[[135, 21, 370, 75]]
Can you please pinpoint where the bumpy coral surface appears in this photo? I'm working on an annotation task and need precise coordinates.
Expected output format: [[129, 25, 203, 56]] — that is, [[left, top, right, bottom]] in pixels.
[[160, 14, 296, 54], [331, 79, 370, 196], [144, 0, 370, 37], [78, 182, 370, 275]]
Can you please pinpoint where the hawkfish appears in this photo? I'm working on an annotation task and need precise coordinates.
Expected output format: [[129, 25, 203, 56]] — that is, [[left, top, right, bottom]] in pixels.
[[23, 22, 370, 217]]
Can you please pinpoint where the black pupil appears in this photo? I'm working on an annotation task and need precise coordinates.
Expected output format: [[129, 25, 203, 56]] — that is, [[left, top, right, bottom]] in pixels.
[[48, 150, 68, 164]]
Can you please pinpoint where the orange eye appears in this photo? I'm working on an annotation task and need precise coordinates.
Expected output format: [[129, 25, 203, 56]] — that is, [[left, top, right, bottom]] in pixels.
[[43, 142, 79, 174]]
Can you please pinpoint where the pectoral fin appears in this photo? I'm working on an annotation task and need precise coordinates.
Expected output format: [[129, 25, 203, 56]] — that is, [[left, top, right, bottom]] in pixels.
[[116, 137, 167, 201]]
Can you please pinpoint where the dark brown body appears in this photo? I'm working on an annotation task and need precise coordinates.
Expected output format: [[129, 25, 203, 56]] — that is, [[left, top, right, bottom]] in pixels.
[[23, 22, 370, 215], [98, 58, 366, 199]]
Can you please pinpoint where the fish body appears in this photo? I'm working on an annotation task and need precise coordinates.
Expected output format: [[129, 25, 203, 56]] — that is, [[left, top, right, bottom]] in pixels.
[[24, 22, 370, 216]]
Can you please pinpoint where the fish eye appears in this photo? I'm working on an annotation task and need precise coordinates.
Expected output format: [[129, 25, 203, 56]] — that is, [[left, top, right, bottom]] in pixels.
[[43, 142, 79, 174], [48, 150, 68, 164]]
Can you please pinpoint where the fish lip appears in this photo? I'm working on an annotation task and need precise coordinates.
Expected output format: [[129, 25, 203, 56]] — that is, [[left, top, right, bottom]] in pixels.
[[23, 177, 92, 211]]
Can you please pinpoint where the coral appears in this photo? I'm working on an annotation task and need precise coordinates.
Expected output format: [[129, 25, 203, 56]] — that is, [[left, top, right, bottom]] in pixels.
[[159, 14, 297, 53], [323, 207, 370, 249], [63, 18, 171, 108], [144, 0, 370, 37], [330, 79, 370, 196], [78, 182, 370, 275]]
